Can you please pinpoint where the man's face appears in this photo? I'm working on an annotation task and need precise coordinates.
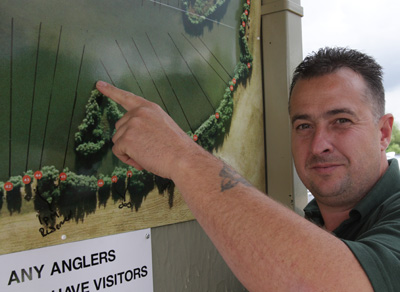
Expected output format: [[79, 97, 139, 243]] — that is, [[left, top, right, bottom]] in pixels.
[[290, 68, 387, 209]]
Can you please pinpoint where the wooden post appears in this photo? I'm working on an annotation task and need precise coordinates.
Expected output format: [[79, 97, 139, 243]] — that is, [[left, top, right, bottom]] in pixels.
[[261, 0, 308, 214]]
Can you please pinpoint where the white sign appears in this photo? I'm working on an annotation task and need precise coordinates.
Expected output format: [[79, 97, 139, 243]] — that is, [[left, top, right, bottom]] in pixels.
[[0, 229, 153, 292]]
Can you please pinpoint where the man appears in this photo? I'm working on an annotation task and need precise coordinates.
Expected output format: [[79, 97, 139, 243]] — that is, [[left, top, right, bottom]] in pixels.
[[96, 47, 400, 291]]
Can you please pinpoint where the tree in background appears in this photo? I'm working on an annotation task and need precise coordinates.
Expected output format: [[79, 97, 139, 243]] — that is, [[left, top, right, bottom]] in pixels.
[[155, 176, 175, 208], [111, 167, 128, 203], [388, 122, 400, 154], [75, 89, 122, 159], [127, 169, 154, 211], [59, 169, 98, 223], [23, 170, 34, 201], [75, 90, 105, 156], [34, 166, 60, 227], [183, 0, 227, 24], [6, 176, 23, 215], [98, 174, 111, 208]]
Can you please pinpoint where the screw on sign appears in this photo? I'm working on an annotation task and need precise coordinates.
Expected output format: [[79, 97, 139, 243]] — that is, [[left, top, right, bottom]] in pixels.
[[112, 175, 118, 183], [215, 112, 220, 119], [245, 10, 249, 16], [4, 182, 13, 192], [247, 0, 250, 5], [230, 85, 234, 91], [59, 172, 67, 181], [242, 21, 246, 27], [127, 170, 133, 178], [232, 78, 237, 84], [193, 134, 198, 142], [34, 171, 43, 180], [97, 179, 105, 188], [247, 63, 251, 69], [22, 175, 32, 185]]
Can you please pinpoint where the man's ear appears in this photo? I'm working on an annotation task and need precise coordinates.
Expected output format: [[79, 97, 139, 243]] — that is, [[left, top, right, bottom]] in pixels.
[[379, 113, 394, 151]]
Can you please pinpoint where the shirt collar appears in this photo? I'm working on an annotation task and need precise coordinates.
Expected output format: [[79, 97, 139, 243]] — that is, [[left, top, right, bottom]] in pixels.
[[352, 158, 400, 220]]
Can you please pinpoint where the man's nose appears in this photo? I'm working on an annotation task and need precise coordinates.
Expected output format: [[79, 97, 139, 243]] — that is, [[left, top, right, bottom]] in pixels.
[[310, 126, 333, 155]]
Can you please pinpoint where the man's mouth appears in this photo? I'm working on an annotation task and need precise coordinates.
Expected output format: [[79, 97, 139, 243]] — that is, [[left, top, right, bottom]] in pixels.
[[310, 163, 342, 174]]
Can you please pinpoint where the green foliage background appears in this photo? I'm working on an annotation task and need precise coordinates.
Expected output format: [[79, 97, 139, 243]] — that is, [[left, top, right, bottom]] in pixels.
[[388, 122, 400, 154]]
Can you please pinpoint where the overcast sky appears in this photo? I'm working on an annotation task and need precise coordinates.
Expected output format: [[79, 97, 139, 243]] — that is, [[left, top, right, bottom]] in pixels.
[[301, 0, 400, 123]]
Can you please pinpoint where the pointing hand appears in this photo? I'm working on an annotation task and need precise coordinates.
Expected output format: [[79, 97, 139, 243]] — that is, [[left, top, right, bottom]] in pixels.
[[96, 81, 198, 179]]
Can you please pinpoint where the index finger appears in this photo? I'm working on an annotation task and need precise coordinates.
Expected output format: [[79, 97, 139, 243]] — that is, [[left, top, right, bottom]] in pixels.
[[96, 81, 143, 111]]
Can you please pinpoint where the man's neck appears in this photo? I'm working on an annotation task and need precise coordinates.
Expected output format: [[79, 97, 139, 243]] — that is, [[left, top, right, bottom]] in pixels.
[[319, 206, 352, 232]]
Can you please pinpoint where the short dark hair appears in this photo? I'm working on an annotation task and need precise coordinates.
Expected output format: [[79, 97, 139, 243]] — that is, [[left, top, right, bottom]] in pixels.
[[289, 47, 385, 120]]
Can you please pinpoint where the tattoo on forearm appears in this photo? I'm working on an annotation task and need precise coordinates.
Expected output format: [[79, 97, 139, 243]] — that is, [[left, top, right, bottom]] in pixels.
[[219, 164, 252, 192]]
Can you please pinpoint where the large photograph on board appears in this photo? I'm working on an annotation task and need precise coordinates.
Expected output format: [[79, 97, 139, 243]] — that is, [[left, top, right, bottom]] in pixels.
[[0, 0, 263, 255]]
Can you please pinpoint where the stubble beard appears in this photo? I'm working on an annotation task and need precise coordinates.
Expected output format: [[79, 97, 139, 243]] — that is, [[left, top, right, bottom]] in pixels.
[[305, 155, 363, 208]]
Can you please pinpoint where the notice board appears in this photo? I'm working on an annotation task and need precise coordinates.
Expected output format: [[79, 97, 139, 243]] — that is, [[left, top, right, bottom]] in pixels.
[[0, 0, 263, 259]]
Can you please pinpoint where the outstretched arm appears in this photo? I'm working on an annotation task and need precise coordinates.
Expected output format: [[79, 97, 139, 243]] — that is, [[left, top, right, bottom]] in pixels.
[[96, 81, 373, 292]]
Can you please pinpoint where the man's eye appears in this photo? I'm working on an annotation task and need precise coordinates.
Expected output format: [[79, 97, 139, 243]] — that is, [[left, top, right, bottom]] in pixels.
[[296, 124, 311, 130], [336, 118, 351, 124]]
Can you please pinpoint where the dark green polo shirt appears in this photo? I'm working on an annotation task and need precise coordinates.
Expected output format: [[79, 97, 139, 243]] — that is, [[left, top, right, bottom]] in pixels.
[[304, 159, 400, 291]]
